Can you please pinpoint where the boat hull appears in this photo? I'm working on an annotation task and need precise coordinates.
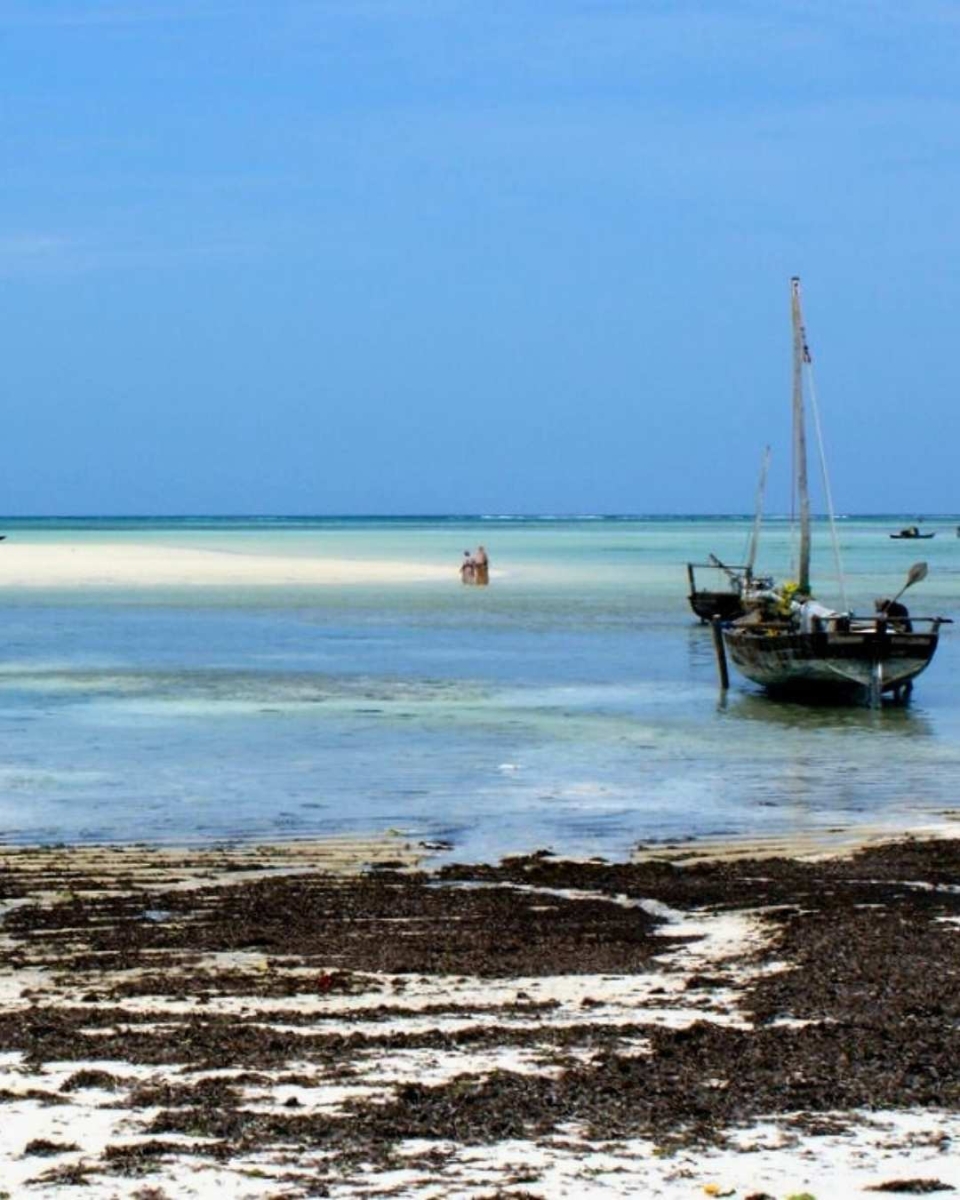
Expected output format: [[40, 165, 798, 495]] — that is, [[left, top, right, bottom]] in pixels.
[[722, 625, 939, 699], [688, 590, 744, 622]]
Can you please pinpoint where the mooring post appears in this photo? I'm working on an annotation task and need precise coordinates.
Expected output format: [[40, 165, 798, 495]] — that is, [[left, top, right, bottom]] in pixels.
[[868, 659, 883, 709], [868, 618, 887, 709], [711, 617, 729, 691]]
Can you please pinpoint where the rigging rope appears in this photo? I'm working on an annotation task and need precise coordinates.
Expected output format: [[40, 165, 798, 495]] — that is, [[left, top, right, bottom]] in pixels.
[[805, 364, 848, 611]]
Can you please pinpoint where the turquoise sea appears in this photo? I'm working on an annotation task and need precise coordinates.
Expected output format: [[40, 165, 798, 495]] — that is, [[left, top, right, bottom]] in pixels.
[[1, 515, 958, 862]]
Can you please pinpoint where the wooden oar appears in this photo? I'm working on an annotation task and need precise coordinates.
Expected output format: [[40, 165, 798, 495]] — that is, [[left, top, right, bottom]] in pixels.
[[891, 561, 929, 605]]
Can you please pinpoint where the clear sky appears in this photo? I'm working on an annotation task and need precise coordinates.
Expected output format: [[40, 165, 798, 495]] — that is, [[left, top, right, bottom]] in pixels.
[[2, 1, 959, 515]]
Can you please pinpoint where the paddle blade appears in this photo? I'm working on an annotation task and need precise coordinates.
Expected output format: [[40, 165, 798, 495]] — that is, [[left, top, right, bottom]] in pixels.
[[905, 561, 929, 589], [891, 561, 929, 604]]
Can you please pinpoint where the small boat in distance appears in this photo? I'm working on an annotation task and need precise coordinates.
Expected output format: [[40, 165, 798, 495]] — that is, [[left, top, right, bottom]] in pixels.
[[890, 526, 935, 539], [720, 278, 950, 705]]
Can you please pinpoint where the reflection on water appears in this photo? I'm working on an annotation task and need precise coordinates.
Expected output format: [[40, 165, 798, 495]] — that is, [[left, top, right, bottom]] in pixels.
[[728, 690, 935, 737], [0, 515, 957, 861]]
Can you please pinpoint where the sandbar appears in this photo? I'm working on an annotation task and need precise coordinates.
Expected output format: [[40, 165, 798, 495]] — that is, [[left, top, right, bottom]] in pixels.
[[0, 541, 455, 588]]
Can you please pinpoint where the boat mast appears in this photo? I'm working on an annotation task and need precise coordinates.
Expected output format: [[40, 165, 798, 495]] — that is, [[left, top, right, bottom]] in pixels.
[[746, 443, 771, 575], [791, 277, 811, 595]]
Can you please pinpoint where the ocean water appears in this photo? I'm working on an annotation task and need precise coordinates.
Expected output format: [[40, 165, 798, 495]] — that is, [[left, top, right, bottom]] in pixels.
[[0, 515, 958, 862]]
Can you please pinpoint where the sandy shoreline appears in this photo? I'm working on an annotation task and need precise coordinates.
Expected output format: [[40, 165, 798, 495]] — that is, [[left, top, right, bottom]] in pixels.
[[2, 830, 960, 1197], [0, 542, 457, 588]]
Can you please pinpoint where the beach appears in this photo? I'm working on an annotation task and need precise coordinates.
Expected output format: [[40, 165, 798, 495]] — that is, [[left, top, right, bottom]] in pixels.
[[3, 831, 960, 1197], [0, 517, 958, 1196], [7, 0, 960, 1189]]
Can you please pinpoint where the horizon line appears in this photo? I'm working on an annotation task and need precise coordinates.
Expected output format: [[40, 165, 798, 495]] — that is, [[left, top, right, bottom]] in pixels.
[[0, 513, 957, 522]]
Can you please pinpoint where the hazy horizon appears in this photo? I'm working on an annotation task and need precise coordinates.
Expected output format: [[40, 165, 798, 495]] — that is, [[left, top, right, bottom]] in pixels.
[[1, 511, 957, 522]]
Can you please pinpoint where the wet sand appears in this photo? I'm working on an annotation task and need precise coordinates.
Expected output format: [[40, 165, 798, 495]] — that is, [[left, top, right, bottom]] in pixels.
[[2, 832, 960, 1197]]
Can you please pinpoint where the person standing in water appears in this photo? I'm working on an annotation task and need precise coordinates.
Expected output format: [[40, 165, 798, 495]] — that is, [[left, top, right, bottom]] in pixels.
[[473, 545, 489, 586], [459, 546, 489, 586]]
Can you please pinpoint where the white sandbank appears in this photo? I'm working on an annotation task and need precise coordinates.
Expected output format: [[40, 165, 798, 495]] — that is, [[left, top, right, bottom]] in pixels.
[[0, 541, 456, 588], [633, 818, 960, 864]]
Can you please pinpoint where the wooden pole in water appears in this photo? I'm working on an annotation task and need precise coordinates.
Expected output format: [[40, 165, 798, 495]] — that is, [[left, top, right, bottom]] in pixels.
[[711, 618, 730, 691]]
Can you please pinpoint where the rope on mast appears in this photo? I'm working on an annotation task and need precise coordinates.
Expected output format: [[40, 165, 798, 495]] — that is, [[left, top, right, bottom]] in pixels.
[[806, 362, 849, 612]]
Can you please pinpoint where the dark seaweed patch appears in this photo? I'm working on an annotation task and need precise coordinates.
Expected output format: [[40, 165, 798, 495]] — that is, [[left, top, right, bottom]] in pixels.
[[3, 838, 960, 1186]]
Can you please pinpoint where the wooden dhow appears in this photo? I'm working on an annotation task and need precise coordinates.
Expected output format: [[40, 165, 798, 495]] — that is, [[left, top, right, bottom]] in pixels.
[[720, 278, 950, 705]]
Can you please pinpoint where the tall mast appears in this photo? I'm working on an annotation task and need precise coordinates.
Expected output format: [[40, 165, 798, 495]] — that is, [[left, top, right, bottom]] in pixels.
[[791, 276, 811, 595]]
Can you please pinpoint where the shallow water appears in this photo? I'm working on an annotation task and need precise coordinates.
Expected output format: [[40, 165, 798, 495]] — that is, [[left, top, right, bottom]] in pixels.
[[0, 515, 958, 861]]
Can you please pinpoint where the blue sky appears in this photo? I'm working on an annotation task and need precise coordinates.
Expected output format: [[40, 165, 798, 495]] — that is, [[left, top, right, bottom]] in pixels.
[[2, 0, 959, 514]]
